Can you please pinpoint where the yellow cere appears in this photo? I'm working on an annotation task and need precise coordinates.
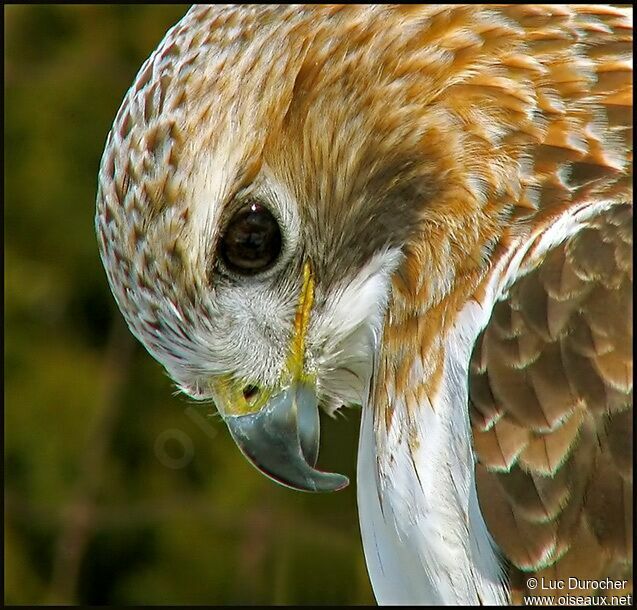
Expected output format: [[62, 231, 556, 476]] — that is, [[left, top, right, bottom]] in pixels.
[[212, 374, 273, 416], [211, 261, 316, 416]]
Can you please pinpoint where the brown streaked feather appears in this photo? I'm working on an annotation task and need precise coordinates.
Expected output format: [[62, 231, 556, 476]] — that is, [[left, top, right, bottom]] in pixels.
[[95, 3, 632, 603], [517, 409, 585, 476], [496, 463, 572, 524], [378, 2, 632, 434], [361, 8, 632, 601], [473, 417, 531, 472], [472, 205, 633, 601]]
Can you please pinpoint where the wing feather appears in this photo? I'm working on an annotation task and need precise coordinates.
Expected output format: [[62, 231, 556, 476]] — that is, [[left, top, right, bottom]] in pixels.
[[472, 205, 633, 601]]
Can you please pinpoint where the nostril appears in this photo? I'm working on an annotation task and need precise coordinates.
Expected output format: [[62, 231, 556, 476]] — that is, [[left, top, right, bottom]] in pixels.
[[242, 384, 260, 404]]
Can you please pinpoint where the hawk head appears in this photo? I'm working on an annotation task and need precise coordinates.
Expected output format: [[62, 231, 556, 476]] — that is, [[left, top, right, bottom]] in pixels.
[[96, 5, 509, 491]]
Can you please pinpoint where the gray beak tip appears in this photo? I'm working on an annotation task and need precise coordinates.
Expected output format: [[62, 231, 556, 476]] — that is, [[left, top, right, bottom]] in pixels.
[[224, 383, 349, 493]]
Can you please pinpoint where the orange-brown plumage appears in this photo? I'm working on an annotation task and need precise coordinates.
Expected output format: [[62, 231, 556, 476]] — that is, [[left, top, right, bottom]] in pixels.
[[96, 4, 632, 604]]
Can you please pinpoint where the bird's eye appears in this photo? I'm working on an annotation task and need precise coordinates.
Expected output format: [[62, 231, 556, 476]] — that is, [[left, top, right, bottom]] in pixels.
[[219, 202, 282, 274]]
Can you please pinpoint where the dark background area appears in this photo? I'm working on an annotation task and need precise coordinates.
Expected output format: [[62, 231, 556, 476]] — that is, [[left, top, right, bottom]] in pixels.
[[4, 5, 374, 604]]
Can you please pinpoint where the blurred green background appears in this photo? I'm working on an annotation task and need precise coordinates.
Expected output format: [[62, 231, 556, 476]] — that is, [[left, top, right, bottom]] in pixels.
[[4, 5, 373, 604]]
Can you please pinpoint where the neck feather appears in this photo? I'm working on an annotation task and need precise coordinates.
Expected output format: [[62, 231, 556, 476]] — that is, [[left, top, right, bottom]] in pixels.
[[356, 198, 617, 605], [357, 298, 508, 605]]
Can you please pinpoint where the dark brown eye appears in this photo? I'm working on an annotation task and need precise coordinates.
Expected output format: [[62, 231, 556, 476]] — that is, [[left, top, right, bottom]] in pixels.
[[220, 202, 282, 274]]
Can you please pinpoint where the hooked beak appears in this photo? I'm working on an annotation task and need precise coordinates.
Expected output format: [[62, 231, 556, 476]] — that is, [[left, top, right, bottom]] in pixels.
[[213, 262, 349, 493], [224, 381, 349, 492]]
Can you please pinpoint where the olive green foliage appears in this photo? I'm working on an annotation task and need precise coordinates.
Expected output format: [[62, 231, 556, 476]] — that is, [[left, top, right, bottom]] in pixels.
[[4, 5, 374, 604]]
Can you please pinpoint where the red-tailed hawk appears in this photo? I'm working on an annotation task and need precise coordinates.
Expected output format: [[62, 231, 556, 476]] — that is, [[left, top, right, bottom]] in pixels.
[[96, 5, 633, 604]]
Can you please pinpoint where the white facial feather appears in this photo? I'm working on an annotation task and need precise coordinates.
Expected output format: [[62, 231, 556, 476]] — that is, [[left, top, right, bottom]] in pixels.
[[310, 247, 403, 413]]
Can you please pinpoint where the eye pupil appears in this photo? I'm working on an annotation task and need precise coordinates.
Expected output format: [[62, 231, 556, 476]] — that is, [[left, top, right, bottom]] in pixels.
[[220, 202, 282, 274]]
